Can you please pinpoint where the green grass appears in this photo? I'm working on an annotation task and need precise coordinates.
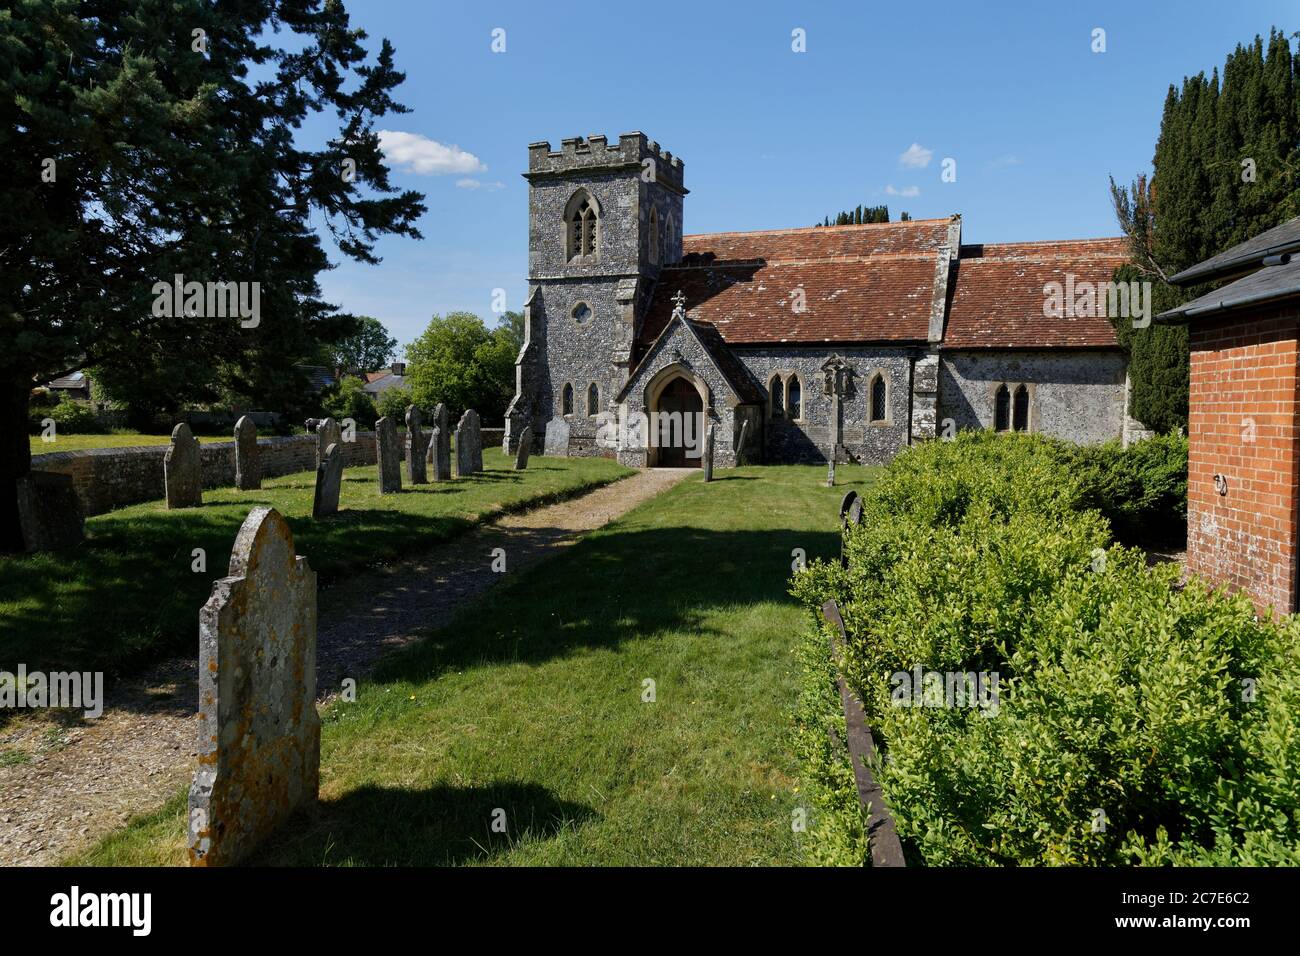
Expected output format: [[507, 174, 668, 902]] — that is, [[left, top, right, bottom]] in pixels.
[[1, 449, 631, 674], [70, 463, 878, 867], [30, 431, 231, 454]]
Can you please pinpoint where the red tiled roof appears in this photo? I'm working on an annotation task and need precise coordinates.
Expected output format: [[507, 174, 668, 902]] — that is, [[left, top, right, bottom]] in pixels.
[[943, 239, 1129, 349], [641, 219, 953, 346]]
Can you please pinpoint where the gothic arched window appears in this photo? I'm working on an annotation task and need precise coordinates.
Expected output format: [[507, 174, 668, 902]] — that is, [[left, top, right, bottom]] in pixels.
[[994, 384, 1010, 432], [562, 382, 574, 416], [869, 374, 887, 422], [566, 191, 598, 261], [588, 382, 599, 417], [769, 375, 784, 418], [649, 206, 660, 265], [787, 376, 802, 421], [1013, 384, 1030, 432]]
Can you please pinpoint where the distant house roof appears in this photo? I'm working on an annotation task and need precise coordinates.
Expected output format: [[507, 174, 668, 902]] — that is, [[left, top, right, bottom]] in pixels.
[[47, 371, 89, 390], [1157, 257, 1300, 322], [297, 365, 336, 394], [942, 239, 1129, 349], [363, 372, 406, 395], [1168, 216, 1300, 286]]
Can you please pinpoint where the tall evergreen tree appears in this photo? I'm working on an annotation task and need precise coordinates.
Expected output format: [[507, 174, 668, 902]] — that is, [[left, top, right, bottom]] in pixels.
[[816, 204, 890, 226], [0, 1, 426, 551], [1111, 29, 1300, 434]]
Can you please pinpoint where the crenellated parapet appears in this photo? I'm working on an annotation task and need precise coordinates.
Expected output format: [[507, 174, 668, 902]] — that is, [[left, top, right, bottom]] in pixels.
[[526, 132, 686, 194]]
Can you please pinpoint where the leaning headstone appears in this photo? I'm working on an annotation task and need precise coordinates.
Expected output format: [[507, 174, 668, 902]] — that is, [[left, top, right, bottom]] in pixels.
[[428, 403, 452, 480], [188, 506, 319, 867], [312, 442, 344, 518], [375, 416, 402, 493], [315, 417, 341, 470], [165, 422, 203, 509], [513, 425, 533, 471], [405, 405, 428, 484], [455, 409, 483, 477], [702, 422, 716, 482], [543, 417, 570, 457], [735, 418, 751, 467], [826, 456, 836, 488], [16, 471, 84, 552], [234, 416, 260, 491]]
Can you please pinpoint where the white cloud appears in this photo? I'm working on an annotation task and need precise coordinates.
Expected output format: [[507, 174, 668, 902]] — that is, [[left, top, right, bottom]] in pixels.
[[378, 131, 486, 175], [456, 179, 506, 191], [884, 184, 921, 198], [898, 143, 934, 168]]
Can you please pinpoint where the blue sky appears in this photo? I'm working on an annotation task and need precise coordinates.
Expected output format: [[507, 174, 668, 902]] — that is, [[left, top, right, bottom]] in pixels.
[[307, 0, 1296, 351]]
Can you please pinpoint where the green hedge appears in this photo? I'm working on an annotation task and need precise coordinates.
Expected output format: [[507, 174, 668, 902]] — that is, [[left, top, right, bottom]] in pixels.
[[27, 394, 107, 435], [791, 432, 1300, 866]]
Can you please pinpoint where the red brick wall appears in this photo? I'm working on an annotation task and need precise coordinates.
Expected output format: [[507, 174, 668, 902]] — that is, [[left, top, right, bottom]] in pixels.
[[1187, 304, 1300, 617]]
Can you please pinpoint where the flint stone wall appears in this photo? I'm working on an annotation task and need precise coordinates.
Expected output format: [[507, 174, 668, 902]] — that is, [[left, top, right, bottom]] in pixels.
[[32, 433, 380, 517]]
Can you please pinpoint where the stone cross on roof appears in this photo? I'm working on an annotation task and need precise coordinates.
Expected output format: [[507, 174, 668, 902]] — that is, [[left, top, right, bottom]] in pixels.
[[671, 290, 686, 319]]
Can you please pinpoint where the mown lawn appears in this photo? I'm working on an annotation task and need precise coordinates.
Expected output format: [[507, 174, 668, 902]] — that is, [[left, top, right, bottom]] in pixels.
[[1, 449, 631, 674], [71, 462, 878, 867], [29, 431, 232, 454]]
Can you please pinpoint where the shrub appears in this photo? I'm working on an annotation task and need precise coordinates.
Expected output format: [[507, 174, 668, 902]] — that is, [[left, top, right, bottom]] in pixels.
[[374, 385, 413, 424], [1068, 432, 1187, 544], [791, 431, 1300, 866], [29, 394, 105, 435], [321, 376, 377, 429]]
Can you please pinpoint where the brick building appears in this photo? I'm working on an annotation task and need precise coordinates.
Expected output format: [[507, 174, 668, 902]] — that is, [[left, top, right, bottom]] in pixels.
[[1158, 216, 1300, 616], [505, 132, 1145, 467]]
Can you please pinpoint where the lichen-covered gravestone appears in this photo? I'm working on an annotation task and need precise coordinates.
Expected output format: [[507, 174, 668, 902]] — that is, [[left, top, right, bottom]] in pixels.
[[428, 403, 452, 481], [405, 405, 428, 484], [455, 409, 483, 477], [165, 422, 203, 509], [543, 417, 570, 457], [16, 471, 84, 552], [234, 415, 260, 491], [315, 417, 341, 470], [375, 416, 402, 493], [312, 442, 344, 518], [513, 425, 533, 471], [702, 422, 716, 482], [188, 506, 319, 866]]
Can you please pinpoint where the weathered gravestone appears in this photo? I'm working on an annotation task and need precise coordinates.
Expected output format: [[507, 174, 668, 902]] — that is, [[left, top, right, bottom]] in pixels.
[[455, 409, 483, 477], [513, 425, 533, 471], [405, 405, 428, 484], [188, 506, 319, 866], [315, 417, 341, 470], [702, 422, 716, 482], [375, 416, 402, 493], [312, 442, 344, 518], [427, 403, 452, 481], [165, 422, 203, 509], [735, 418, 751, 467], [16, 471, 84, 552], [234, 415, 260, 491], [543, 417, 570, 457]]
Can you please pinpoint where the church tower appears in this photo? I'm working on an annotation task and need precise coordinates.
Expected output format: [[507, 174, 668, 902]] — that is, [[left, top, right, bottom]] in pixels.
[[505, 132, 686, 454]]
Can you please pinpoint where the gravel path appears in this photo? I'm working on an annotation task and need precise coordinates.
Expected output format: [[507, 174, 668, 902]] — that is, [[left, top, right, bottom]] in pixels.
[[0, 467, 692, 866]]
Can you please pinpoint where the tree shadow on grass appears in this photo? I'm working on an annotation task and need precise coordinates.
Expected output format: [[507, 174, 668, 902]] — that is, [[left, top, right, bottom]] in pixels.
[[250, 781, 597, 866], [370, 525, 841, 687], [0, 506, 478, 678]]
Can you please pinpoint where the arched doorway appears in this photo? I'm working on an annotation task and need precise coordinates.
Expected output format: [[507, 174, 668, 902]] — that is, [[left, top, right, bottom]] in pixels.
[[654, 376, 704, 467]]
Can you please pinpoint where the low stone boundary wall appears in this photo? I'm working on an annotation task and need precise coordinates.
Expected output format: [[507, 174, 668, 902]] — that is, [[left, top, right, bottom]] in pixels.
[[31, 433, 380, 517]]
